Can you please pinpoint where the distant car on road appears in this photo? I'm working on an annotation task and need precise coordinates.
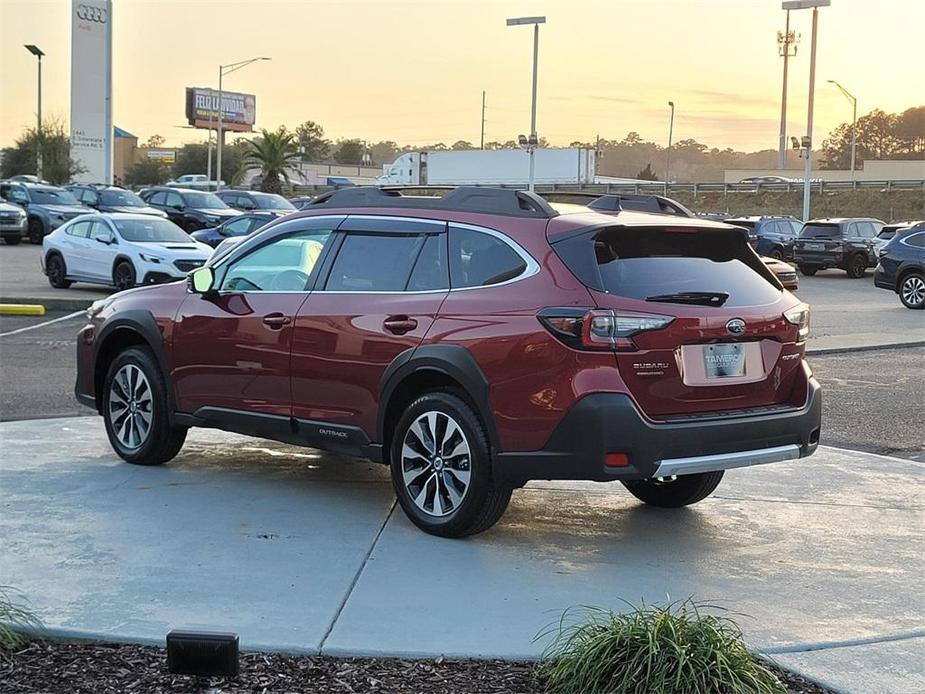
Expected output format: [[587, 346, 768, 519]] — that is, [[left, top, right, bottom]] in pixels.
[[189, 211, 284, 248], [215, 190, 296, 213], [762, 256, 798, 289], [166, 174, 223, 191], [140, 187, 241, 232], [793, 217, 885, 278], [0, 200, 28, 245], [66, 185, 167, 218], [724, 216, 802, 259], [42, 213, 211, 291], [738, 175, 795, 184], [0, 181, 93, 243], [288, 196, 315, 209], [874, 223, 925, 309]]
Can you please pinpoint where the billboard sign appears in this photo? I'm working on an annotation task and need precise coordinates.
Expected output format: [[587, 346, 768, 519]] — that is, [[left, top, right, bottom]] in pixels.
[[185, 88, 256, 132], [70, 0, 113, 183]]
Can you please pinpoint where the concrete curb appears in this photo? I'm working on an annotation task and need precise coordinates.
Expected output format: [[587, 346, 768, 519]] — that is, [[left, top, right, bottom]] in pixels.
[[806, 340, 925, 355]]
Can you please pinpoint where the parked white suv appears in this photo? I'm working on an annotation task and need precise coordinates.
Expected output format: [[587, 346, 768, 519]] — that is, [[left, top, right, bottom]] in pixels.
[[166, 174, 224, 191]]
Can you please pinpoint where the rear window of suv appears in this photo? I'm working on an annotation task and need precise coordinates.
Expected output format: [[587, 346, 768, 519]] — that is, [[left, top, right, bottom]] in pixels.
[[553, 226, 781, 307], [800, 223, 841, 238]]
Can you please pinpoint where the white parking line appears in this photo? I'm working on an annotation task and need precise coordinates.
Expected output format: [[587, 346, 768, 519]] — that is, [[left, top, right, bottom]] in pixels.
[[0, 310, 84, 338]]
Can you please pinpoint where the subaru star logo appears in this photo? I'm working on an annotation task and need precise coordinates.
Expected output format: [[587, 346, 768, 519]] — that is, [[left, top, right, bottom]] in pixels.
[[726, 318, 746, 335]]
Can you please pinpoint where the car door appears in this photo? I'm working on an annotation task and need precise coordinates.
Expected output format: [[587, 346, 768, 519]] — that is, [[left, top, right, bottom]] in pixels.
[[147, 190, 169, 217], [60, 219, 94, 276], [170, 215, 343, 419], [85, 219, 118, 280], [164, 191, 186, 226], [290, 216, 449, 439]]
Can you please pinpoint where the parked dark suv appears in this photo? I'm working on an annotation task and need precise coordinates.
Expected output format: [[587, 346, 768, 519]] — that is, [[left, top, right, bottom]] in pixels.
[[0, 181, 92, 243], [189, 211, 284, 248], [724, 216, 802, 259], [874, 223, 925, 309], [67, 184, 167, 218], [75, 187, 821, 537], [793, 217, 884, 277], [216, 190, 296, 213], [140, 187, 241, 232]]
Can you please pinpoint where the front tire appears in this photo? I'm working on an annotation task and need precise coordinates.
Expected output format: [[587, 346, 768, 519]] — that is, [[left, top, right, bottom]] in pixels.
[[46, 253, 73, 289], [846, 253, 867, 278], [113, 260, 136, 291], [798, 264, 818, 276], [622, 471, 724, 508], [769, 247, 784, 260], [390, 392, 511, 538], [899, 272, 925, 309], [4, 235, 21, 245], [103, 346, 186, 465], [28, 218, 45, 244]]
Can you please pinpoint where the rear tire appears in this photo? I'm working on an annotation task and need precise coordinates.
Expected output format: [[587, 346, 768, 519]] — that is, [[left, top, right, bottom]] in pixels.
[[46, 253, 73, 289], [622, 471, 724, 508], [390, 391, 511, 538], [899, 272, 925, 309], [846, 253, 867, 278], [113, 260, 136, 291], [103, 346, 186, 466], [4, 235, 21, 245], [798, 264, 818, 276], [28, 218, 45, 244], [769, 247, 784, 260]]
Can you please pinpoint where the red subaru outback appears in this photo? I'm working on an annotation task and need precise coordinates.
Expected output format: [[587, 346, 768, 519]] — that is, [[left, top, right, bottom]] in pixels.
[[76, 187, 821, 537]]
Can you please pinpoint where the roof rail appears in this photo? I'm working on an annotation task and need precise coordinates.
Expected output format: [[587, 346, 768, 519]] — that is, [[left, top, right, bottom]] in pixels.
[[540, 191, 693, 218], [306, 185, 558, 218]]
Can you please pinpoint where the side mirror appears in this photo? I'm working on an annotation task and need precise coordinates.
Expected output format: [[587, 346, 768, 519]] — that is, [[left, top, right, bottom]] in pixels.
[[188, 266, 215, 295], [95, 236, 113, 245], [172, 203, 185, 211]]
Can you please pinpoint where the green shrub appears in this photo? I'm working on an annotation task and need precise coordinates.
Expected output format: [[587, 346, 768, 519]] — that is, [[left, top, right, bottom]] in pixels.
[[539, 600, 786, 694], [0, 586, 41, 648]]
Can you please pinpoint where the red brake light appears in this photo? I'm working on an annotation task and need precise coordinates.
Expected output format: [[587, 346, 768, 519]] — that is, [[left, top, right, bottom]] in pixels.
[[605, 453, 630, 468], [537, 308, 674, 352]]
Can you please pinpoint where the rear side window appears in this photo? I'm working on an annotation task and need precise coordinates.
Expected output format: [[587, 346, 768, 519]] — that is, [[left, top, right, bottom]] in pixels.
[[902, 232, 925, 248], [67, 221, 91, 238], [801, 224, 841, 238], [449, 227, 527, 288], [553, 227, 781, 308], [326, 233, 433, 292]]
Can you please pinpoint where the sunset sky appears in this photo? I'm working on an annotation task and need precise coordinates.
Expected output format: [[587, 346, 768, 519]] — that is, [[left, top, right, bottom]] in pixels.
[[2, 0, 923, 152]]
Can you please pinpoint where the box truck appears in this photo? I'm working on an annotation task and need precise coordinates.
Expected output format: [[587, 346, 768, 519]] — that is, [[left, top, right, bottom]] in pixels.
[[377, 148, 597, 186]]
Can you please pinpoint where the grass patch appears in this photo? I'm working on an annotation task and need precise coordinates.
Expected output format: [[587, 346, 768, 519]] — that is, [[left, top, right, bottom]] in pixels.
[[0, 586, 41, 649], [538, 600, 786, 694]]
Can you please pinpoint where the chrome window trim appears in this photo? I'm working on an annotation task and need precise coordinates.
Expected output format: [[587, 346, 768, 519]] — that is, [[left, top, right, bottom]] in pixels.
[[899, 231, 925, 248], [446, 221, 540, 291]]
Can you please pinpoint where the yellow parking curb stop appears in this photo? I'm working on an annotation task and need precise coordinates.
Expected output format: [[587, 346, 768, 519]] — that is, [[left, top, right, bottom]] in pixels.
[[0, 304, 46, 316]]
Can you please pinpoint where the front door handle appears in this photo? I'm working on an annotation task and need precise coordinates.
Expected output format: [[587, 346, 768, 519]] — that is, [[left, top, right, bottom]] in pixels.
[[262, 313, 291, 329], [383, 316, 418, 335]]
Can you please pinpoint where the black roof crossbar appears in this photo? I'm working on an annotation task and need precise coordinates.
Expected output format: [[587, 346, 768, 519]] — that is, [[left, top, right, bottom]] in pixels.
[[306, 186, 558, 219]]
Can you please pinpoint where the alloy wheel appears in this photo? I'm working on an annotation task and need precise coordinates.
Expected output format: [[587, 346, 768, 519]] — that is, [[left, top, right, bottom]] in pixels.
[[400, 411, 471, 517], [48, 257, 64, 284], [108, 364, 153, 450], [901, 275, 925, 308], [114, 264, 134, 291]]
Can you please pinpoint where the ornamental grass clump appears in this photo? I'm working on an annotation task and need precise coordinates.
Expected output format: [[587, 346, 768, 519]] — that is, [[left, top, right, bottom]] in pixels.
[[539, 600, 786, 694], [0, 586, 41, 648]]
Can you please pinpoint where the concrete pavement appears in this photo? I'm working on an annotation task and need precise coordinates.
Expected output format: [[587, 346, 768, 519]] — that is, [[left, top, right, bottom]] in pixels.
[[1, 417, 922, 693]]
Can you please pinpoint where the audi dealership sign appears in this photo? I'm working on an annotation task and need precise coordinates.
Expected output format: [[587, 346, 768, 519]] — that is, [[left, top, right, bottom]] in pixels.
[[70, 0, 113, 183], [185, 87, 256, 132]]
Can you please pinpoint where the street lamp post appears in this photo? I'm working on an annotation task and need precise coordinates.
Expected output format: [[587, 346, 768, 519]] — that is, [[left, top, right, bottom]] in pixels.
[[828, 79, 857, 183], [665, 101, 675, 188], [776, 11, 799, 170], [783, 0, 830, 222], [216, 57, 270, 188], [506, 16, 545, 192], [24, 44, 44, 179]]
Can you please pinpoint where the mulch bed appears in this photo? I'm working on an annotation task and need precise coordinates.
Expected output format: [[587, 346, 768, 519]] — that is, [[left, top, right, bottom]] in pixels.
[[1, 639, 832, 693]]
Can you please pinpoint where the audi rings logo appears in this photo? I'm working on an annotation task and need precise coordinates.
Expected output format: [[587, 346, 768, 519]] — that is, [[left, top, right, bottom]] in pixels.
[[76, 4, 107, 23]]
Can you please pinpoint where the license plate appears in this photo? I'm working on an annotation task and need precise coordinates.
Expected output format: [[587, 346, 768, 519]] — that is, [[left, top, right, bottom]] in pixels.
[[703, 343, 746, 378], [805, 242, 825, 251]]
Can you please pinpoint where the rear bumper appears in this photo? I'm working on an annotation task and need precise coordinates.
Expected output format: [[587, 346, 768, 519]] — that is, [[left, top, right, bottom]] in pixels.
[[873, 266, 896, 291], [495, 375, 821, 483]]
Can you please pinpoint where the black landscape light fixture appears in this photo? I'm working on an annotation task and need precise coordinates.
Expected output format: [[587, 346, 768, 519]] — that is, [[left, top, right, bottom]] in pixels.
[[166, 630, 239, 677]]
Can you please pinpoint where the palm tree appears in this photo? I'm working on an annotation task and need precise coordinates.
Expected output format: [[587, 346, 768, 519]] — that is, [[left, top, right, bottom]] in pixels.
[[243, 127, 300, 193]]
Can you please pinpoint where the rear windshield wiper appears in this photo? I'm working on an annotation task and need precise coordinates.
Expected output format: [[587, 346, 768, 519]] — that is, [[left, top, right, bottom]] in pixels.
[[645, 291, 730, 306]]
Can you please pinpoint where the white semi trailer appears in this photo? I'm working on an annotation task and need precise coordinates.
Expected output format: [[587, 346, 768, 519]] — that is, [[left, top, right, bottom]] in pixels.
[[377, 148, 597, 186]]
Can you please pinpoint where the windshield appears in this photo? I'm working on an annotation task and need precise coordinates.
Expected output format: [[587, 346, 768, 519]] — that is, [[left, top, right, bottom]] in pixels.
[[183, 192, 229, 209], [800, 223, 841, 238], [254, 193, 295, 210], [100, 190, 145, 207], [113, 218, 192, 243], [30, 188, 81, 206]]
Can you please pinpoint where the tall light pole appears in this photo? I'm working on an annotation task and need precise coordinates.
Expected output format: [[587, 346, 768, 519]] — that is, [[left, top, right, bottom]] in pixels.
[[506, 16, 545, 191], [776, 12, 799, 169], [665, 101, 675, 187], [828, 79, 857, 182], [783, 0, 829, 222], [216, 57, 270, 188], [24, 44, 44, 179]]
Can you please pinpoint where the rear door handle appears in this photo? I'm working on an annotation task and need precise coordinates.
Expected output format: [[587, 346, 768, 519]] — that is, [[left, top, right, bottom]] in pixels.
[[383, 316, 418, 334], [262, 313, 291, 329]]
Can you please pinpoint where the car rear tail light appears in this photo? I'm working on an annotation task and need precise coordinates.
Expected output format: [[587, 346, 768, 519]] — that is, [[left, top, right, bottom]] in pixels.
[[784, 303, 810, 340], [537, 308, 674, 351]]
